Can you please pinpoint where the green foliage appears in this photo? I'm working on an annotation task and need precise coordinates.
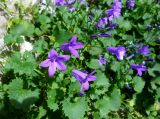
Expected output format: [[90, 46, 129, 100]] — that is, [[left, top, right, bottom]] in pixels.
[[87, 59, 100, 69], [5, 52, 38, 76], [0, 0, 160, 118], [33, 38, 48, 54], [95, 88, 121, 117], [8, 78, 39, 109], [62, 97, 88, 119]]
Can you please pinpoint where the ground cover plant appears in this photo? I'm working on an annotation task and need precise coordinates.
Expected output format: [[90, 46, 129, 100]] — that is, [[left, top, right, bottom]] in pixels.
[[0, 0, 160, 119]]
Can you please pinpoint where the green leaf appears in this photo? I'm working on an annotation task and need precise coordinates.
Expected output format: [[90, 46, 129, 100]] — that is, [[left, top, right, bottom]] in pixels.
[[53, 30, 72, 44], [110, 61, 121, 72], [62, 97, 88, 119], [148, 64, 160, 77], [87, 59, 100, 69], [47, 89, 58, 111], [133, 76, 145, 93], [109, 88, 121, 111], [95, 70, 110, 88], [95, 88, 121, 117], [151, 77, 160, 90], [89, 47, 102, 56], [10, 21, 34, 36], [36, 106, 47, 119], [4, 34, 23, 44], [8, 78, 39, 109], [68, 82, 81, 95], [98, 38, 117, 47], [115, 17, 132, 30], [37, 15, 51, 24]]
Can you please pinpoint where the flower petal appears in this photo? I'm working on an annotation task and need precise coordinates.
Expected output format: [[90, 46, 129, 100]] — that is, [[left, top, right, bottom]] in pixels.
[[79, 86, 85, 96], [48, 49, 58, 58], [116, 49, 125, 60], [69, 47, 80, 58], [107, 46, 117, 54], [40, 59, 51, 67], [72, 70, 87, 82], [48, 62, 57, 77], [82, 81, 89, 90], [60, 43, 69, 51], [57, 55, 70, 62], [72, 42, 84, 49], [70, 35, 77, 43], [137, 70, 142, 76], [87, 76, 97, 81], [56, 61, 67, 71]]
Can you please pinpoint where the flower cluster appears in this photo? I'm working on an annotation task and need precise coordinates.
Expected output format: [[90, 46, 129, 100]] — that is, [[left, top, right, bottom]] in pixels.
[[50, 0, 86, 12], [40, 35, 84, 77], [39, 0, 149, 96], [40, 35, 95, 95], [97, 0, 122, 28]]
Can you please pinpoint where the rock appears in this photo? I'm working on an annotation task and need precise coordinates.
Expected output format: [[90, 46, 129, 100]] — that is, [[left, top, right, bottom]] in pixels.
[[0, 15, 7, 50], [0, 15, 7, 38], [6, 0, 38, 12]]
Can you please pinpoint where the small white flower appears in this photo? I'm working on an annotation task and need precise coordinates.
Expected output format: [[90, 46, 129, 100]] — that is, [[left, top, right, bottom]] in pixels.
[[20, 41, 33, 53]]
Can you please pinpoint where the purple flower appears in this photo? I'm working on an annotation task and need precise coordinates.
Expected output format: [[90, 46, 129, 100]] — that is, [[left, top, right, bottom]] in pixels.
[[68, 6, 76, 12], [138, 46, 150, 55], [40, 49, 70, 77], [51, 0, 66, 5], [107, 23, 118, 30], [98, 55, 107, 65], [72, 70, 96, 95], [97, 17, 108, 28], [145, 58, 154, 63], [131, 64, 147, 76], [99, 33, 112, 37], [61, 35, 84, 58], [106, 0, 122, 21], [66, 0, 75, 5], [107, 46, 126, 60], [126, 0, 135, 9], [90, 34, 98, 39]]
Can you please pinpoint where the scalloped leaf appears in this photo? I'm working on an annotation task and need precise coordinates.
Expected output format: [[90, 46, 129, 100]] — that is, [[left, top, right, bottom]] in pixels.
[[5, 52, 38, 76], [95, 70, 110, 88], [8, 78, 39, 109], [47, 89, 58, 111], [95, 88, 121, 117], [62, 97, 88, 119]]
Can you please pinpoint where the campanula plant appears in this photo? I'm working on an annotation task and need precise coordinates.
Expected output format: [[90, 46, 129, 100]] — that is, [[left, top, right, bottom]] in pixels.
[[0, 0, 160, 119]]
